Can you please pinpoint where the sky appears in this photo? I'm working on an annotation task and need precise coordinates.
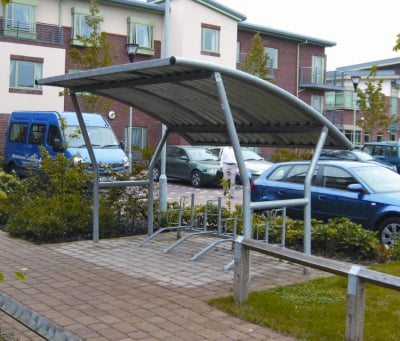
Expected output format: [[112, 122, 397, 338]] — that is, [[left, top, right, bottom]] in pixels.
[[218, 0, 400, 70]]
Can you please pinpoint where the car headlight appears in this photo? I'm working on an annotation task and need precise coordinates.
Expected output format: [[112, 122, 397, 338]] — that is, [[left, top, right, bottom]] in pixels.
[[124, 155, 129, 168], [72, 156, 83, 165], [206, 168, 218, 175]]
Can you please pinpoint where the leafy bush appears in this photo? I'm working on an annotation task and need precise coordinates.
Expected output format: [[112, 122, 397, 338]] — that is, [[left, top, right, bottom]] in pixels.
[[252, 214, 386, 262], [270, 148, 312, 162], [0, 148, 150, 242]]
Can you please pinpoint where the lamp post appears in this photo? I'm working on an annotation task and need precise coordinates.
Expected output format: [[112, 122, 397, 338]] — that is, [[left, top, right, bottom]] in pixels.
[[351, 75, 361, 145], [125, 43, 139, 174]]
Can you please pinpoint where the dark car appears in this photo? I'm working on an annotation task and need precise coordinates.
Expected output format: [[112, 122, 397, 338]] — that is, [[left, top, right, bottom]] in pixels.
[[319, 149, 397, 172], [153, 145, 221, 187], [251, 160, 400, 246], [362, 141, 400, 173], [207, 146, 273, 183]]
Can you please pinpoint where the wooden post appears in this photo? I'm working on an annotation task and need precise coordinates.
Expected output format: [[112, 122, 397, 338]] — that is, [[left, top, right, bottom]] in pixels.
[[346, 265, 365, 341], [233, 236, 250, 302]]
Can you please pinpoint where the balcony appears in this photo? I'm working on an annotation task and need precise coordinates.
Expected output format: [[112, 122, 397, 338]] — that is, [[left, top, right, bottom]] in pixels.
[[0, 18, 64, 45], [299, 67, 344, 90]]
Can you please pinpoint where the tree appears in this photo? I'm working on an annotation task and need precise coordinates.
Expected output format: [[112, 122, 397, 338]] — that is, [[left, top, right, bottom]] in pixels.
[[393, 33, 400, 52], [241, 32, 272, 81], [356, 65, 392, 137], [67, 0, 118, 113], [1, 0, 10, 5]]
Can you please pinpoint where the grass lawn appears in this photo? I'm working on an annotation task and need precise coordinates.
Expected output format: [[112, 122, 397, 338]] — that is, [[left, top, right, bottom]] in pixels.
[[208, 261, 400, 340]]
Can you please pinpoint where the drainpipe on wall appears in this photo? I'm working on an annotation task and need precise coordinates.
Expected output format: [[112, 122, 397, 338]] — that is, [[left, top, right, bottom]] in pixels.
[[58, 0, 62, 27], [296, 40, 308, 97]]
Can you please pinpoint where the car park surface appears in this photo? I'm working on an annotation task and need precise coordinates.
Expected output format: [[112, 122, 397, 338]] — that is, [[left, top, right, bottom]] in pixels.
[[207, 146, 273, 183], [153, 145, 222, 187], [251, 160, 400, 245]]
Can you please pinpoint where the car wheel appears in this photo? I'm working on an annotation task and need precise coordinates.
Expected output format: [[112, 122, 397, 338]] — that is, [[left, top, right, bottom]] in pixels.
[[7, 162, 17, 175], [153, 166, 161, 182], [378, 217, 400, 247], [190, 170, 203, 187]]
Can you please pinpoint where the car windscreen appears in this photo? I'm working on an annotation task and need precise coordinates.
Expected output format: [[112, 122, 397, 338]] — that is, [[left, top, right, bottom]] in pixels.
[[64, 126, 119, 148], [242, 149, 264, 161], [352, 166, 400, 192]]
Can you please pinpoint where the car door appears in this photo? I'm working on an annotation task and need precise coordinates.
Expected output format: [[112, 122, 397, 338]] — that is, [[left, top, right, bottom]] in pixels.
[[260, 164, 317, 220], [315, 165, 369, 226], [171, 147, 191, 180]]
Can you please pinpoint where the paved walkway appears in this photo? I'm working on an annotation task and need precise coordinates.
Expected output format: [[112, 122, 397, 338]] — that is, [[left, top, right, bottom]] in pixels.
[[0, 230, 326, 340]]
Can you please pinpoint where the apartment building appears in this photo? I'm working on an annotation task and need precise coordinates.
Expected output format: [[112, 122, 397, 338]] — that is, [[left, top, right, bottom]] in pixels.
[[0, 0, 338, 155], [326, 58, 400, 144]]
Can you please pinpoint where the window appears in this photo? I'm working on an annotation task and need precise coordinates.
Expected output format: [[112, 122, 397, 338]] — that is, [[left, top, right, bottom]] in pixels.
[[5, 0, 37, 38], [9, 56, 42, 91], [325, 91, 354, 110], [201, 24, 220, 55], [236, 42, 241, 63], [9, 123, 28, 143], [311, 95, 323, 114], [28, 124, 45, 145], [126, 127, 147, 149], [285, 165, 318, 184], [71, 7, 101, 46], [264, 47, 278, 69], [47, 125, 62, 148], [312, 56, 325, 84], [127, 17, 154, 55], [322, 166, 356, 190]]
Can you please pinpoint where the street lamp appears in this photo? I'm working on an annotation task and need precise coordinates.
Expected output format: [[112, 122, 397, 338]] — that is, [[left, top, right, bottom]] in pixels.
[[125, 43, 139, 174], [351, 75, 361, 145]]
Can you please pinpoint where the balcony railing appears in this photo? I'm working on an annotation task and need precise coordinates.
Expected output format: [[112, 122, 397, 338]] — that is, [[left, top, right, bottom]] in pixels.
[[0, 18, 64, 45], [299, 67, 344, 89]]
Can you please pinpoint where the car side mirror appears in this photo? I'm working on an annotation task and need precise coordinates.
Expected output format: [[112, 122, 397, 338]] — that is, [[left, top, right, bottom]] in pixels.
[[347, 183, 363, 193], [52, 138, 64, 152]]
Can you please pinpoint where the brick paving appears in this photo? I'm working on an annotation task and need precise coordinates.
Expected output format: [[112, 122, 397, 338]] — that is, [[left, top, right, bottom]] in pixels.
[[0, 229, 329, 341]]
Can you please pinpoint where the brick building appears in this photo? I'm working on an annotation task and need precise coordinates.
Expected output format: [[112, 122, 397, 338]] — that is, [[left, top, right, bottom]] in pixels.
[[3, 0, 391, 158]]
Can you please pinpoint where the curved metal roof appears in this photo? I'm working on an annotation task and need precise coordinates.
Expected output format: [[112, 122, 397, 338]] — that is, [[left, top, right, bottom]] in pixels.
[[37, 56, 352, 149]]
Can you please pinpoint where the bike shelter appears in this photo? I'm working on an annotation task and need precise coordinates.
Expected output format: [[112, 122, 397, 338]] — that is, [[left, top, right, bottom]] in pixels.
[[37, 56, 352, 287]]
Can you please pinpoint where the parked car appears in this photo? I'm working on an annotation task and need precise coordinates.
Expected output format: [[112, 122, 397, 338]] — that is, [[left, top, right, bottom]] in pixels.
[[207, 146, 273, 183], [153, 145, 221, 187], [362, 141, 400, 173], [251, 160, 400, 246], [319, 149, 397, 172]]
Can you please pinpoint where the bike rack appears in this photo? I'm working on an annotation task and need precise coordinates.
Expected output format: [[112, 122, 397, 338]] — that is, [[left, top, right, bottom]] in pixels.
[[138, 194, 195, 247], [254, 208, 287, 247], [164, 197, 238, 260]]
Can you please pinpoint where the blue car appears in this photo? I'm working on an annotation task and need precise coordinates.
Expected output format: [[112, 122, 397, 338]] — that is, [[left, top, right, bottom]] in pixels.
[[251, 160, 400, 246]]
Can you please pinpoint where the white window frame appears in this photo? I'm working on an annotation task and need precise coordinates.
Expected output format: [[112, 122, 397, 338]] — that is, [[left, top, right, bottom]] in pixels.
[[71, 7, 102, 46], [9, 59, 42, 90], [201, 25, 220, 54], [127, 17, 155, 56], [264, 47, 278, 69], [5, 0, 37, 38]]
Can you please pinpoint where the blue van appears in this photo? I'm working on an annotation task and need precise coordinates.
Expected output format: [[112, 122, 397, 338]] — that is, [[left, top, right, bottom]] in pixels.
[[3, 111, 128, 176]]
